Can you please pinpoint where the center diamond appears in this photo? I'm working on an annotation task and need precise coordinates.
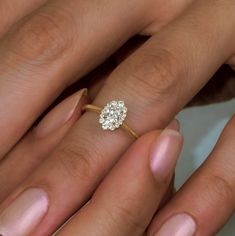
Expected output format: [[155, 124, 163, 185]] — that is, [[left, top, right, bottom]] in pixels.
[[99, 101, 128, 131]]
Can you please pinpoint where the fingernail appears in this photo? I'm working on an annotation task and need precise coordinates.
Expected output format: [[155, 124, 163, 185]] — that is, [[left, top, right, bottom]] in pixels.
[[150, 128, 183, 181], [0, 188, 49, 236], [35, 88, 88, 138], [167, 119, 180, 131], [154, 213, 196, 236]]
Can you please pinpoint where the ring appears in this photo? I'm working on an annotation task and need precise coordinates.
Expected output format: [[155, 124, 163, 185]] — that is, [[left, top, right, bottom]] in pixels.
[[82, 100, 139, 139]]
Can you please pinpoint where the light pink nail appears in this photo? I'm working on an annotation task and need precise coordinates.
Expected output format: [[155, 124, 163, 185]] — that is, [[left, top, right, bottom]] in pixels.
[[0, 188, 49, 236], [35, 88, 88, 138], [150, 129, 183, 181], [154, 213, 196, 236]]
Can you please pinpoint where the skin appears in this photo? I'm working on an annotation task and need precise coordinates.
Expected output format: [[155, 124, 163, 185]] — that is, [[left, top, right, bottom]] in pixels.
[[0, 90, 178, 235], [0, 89, 88, 202], [0, 0, 235, 235], [55, 128, 184, 236]]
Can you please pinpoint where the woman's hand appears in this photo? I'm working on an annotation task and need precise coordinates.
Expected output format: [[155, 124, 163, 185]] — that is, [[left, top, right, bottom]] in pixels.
[[53, 115, 235, 236], [0, 0, 235, 235], [0, 123, 183, 236], [56, 126, 183, 236], [2, 115, 235, 236]]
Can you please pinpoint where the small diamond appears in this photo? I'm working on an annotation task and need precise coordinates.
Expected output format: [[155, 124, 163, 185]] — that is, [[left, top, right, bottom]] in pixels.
[[118, 101, 124, 106], [99, 100, 128, 131]]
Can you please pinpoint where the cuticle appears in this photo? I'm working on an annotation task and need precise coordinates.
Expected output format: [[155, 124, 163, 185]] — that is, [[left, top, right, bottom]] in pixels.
[[152, 212, 198, 236]]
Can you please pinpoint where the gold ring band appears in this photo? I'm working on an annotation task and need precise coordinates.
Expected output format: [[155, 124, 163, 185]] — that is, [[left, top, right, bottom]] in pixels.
[[82, 101, 139, 139]]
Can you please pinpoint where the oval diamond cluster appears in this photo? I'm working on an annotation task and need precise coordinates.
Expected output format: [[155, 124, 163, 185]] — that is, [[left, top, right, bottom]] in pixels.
[[99, 101, 128, 131]]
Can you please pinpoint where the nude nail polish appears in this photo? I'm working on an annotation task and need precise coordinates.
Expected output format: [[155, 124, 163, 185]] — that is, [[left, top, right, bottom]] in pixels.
[[35, 88, 87, 138], [0, 188, 49, 236], [150, 128, 183, 181], [154, 213, 196, 236]]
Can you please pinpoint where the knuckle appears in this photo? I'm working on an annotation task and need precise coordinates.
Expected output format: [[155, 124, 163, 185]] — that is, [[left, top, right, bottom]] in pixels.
[[112, 201, 146, 232], [56, 137, 104, 182], [204, 172, 234, 205], [57, 145, 92, 181], [3, 6, 75, 63], [118, 48, 183, 102]]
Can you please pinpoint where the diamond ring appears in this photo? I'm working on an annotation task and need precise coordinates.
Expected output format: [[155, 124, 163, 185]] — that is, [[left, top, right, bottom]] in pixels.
[[82, 100, 139, 139]]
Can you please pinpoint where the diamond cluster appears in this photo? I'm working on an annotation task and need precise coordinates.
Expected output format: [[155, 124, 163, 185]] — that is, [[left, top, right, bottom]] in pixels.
[[99, 101, 128, 131]]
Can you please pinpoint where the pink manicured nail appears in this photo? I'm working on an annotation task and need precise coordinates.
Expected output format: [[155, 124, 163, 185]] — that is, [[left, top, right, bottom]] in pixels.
[[150, 128, 183, 181], [35, 88, 88, 138], [154, 213, 196, 236], [0, 188, 49, 236]]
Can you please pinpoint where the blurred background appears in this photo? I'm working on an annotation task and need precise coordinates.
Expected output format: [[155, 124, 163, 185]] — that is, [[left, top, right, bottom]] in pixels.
[[176, 98, 235, 236]]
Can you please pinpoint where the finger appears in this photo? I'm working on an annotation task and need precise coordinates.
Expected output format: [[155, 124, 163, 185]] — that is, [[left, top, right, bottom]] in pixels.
[[0, 0, 149, 158], [81, 59, 116, 101], [159, 175, 176, 208], [1, 1, 234, 235], [0, 0, 192, 158], [0, 89, 87, 202], [85, 36, 152, 100], [148, 115, 235, 236], [96, 0, 235, 129], [57, 129, 182, 236], [0, 0, 47, 37]]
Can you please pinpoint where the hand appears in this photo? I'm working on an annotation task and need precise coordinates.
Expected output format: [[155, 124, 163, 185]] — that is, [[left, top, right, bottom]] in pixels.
[[56, 116, 235, 236], [55, 127, 183, 236], [148, 115, 235, 236], [0, 0, 192, 157], [0, 0, 235, 235]]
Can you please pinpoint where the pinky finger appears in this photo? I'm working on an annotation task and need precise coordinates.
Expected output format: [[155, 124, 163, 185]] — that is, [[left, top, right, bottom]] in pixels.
[[0, 88, 87, 202]]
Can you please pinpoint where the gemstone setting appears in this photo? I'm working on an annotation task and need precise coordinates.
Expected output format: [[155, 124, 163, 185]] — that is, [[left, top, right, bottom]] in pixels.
[[99, 101, 127, 131]]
